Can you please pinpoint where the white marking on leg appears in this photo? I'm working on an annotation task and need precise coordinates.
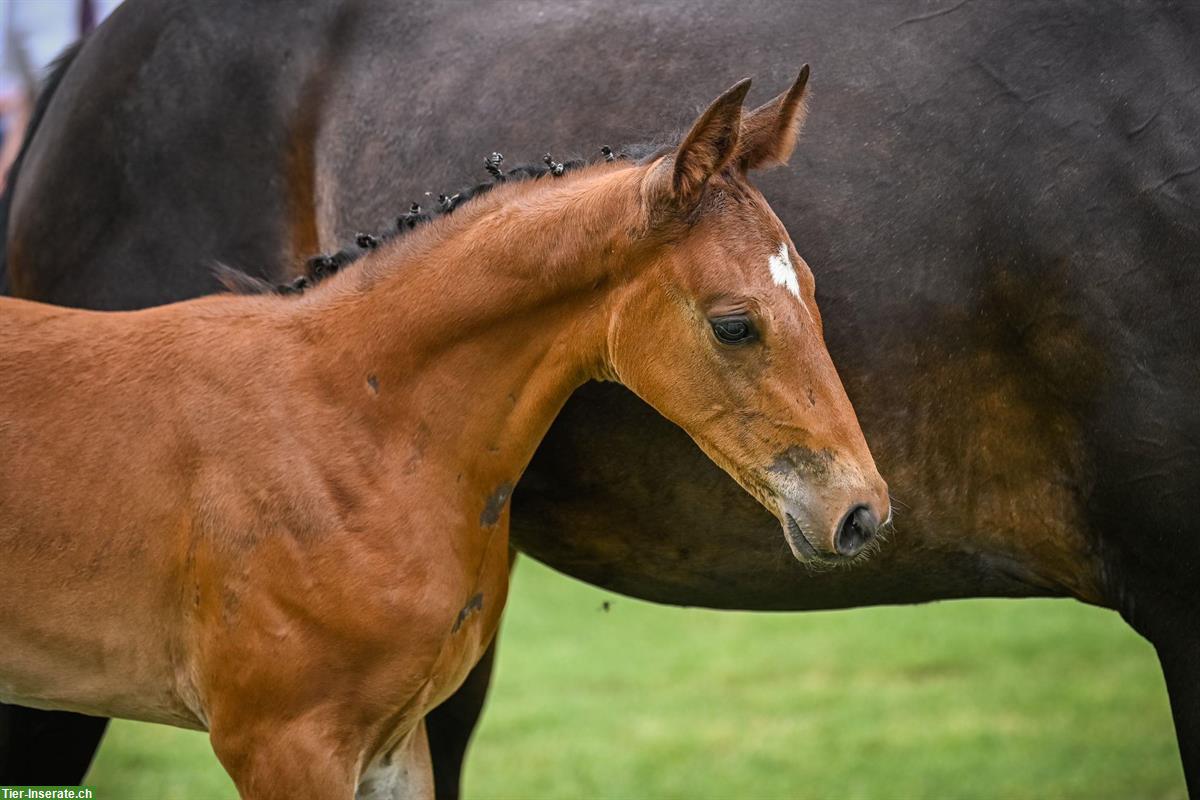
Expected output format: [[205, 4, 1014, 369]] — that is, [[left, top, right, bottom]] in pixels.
[[768, 243, 800, 299]]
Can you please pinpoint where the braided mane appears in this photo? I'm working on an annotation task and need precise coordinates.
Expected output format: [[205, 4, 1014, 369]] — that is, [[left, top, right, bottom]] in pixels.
[[217, 146, 649, 297]]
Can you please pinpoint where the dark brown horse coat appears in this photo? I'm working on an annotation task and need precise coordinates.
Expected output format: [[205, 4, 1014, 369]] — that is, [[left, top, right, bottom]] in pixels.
[[2, 0, 1197, 795]]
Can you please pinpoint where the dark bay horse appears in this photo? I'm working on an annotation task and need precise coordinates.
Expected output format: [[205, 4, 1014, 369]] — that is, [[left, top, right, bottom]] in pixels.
[[0, 74, 886, 798], [2, 0, 1197, 795]]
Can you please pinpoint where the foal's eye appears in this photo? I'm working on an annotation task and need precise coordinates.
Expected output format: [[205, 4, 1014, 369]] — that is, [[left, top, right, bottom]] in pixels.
[[710, 315, 757, 345]]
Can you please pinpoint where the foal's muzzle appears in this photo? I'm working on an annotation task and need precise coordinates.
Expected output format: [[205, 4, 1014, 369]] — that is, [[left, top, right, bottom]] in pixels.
[[781, 502, 880, 563]]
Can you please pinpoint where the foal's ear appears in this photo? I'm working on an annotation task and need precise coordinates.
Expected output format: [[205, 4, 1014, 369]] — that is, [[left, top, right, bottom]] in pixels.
[[736, 65, 811, 171], [661, 78, 752, 207]]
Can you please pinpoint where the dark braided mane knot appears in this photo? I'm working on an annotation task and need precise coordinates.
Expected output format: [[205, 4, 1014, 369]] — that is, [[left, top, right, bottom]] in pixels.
[[224, 146, 632, 297]]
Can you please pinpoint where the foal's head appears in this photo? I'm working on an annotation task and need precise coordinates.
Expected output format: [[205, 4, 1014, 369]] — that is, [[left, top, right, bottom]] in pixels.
[[607, 69, 889, 563]]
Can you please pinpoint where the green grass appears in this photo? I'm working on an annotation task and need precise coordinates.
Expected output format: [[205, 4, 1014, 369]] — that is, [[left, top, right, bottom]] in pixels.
[[87, 560, 1186, 799]]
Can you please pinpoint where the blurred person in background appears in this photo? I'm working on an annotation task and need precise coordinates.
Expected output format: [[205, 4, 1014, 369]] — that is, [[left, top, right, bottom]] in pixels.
[[0, 0, 122, 190]]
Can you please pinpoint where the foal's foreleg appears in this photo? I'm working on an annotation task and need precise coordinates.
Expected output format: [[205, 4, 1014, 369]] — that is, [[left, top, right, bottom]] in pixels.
[[425, 550, 514, 799], [357, 720, 434, 800], [425, 640, 498, 800], [210, 718, 359, 800]]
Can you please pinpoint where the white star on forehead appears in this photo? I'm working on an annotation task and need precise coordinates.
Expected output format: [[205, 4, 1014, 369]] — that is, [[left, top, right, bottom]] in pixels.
[[768, 243, 800, 299]]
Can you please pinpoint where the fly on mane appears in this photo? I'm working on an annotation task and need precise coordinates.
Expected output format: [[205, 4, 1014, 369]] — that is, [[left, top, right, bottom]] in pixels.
[[215, 144, 664, 297]]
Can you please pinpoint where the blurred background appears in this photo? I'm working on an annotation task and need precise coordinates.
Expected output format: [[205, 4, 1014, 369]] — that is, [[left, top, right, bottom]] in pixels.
[[0, 1, 119, 187]]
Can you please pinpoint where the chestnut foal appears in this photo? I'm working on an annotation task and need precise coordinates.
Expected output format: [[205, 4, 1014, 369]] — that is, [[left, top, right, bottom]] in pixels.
[[0, 72, 888, 798]]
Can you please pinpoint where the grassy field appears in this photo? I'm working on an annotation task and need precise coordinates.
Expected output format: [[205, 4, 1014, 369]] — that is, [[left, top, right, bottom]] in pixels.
[[87, 560, 1186, 799]]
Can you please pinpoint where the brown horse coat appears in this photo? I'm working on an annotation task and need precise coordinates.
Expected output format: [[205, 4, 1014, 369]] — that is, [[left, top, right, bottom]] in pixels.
[[0, 75, 886, 797]]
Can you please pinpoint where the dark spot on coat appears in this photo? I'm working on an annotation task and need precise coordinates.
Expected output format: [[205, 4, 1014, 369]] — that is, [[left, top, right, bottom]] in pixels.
[[367, 374, 379, 394], [451, 592, 484, 632], [480, 481, 513, 527]]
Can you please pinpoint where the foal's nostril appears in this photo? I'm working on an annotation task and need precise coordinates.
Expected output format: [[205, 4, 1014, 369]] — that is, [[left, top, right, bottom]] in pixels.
[[835, 505, 877, 557]]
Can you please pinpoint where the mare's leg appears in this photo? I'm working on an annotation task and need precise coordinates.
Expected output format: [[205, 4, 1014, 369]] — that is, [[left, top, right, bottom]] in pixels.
[[0, 705, 108, 784], [1152, 623, 1200, 795], [1118, 564, 1198, 793], [358, 720, 435, 800], [210, 719, 359, 800], [425, 640, 497, 800]]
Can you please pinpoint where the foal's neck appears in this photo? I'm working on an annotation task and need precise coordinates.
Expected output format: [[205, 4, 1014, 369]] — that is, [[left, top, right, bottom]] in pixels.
[[298, 166, 643, 511]]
